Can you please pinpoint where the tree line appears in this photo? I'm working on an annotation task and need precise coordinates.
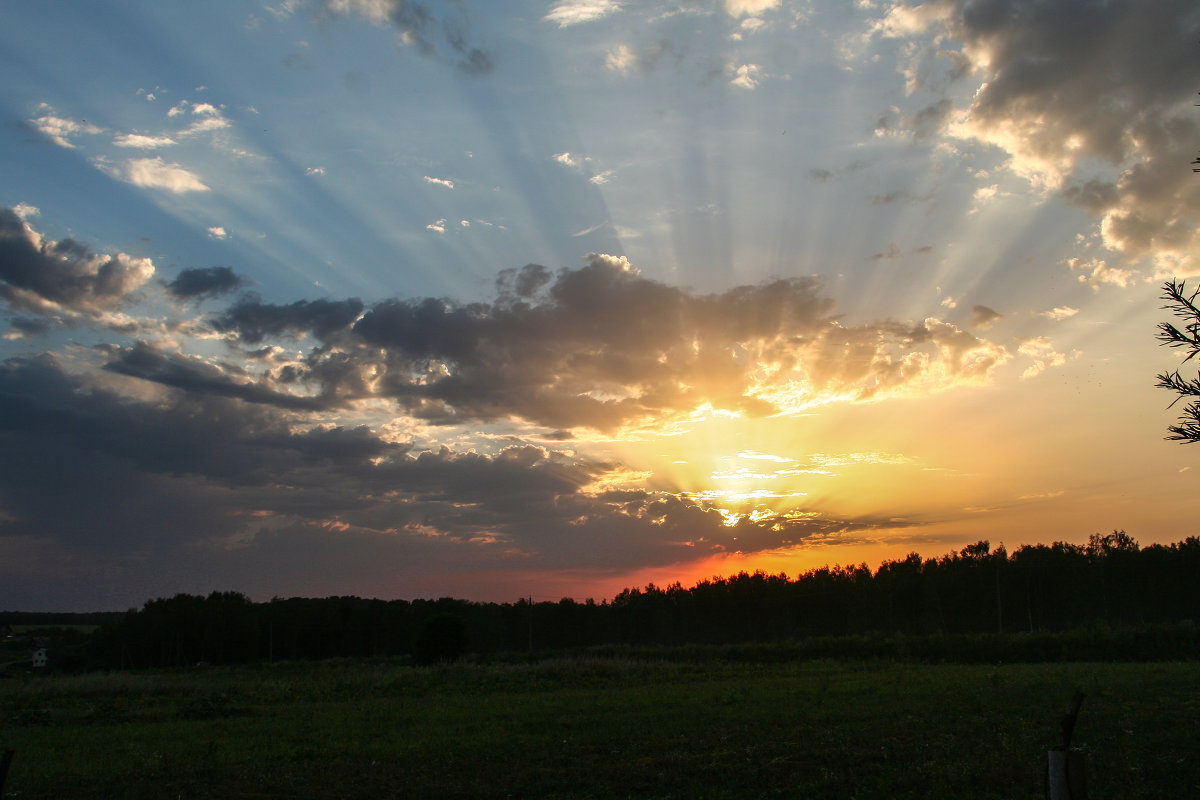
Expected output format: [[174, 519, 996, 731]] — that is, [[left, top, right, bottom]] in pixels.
[[17, 532, 1200, 670]]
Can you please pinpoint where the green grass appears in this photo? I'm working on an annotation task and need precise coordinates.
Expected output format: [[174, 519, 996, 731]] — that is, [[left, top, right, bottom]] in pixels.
[[1, 657, 1197, 799]]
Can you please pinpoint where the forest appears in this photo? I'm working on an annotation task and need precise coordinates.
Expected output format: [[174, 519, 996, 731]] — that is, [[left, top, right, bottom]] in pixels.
[[7, 531, 1200, 671]]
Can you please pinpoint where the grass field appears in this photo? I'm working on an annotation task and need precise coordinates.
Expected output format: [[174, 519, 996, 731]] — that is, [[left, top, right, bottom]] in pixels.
[[1, 655, 1197, 799]]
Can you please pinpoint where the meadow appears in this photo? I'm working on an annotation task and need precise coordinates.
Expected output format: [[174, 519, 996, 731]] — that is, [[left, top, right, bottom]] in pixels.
[[2, 654, 1197, 799]]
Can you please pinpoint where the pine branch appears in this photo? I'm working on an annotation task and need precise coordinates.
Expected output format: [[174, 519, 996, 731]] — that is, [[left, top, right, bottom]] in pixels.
[[1166, 402, 1200, 442]]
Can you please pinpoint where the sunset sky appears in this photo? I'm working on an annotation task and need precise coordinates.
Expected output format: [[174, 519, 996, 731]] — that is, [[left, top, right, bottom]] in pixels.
[[2, 0, 1199, 611]]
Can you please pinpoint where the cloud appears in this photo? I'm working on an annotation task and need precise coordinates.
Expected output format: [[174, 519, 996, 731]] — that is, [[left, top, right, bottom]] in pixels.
[[725, 0, 780, 18], [604, 41, 677, 75], [545, 0, 623, 27], [211, 295, 365, 344], [165, 266, 248, 301], [1067, 256, 1137, 290], [207, 226, 228, 239], [189, 254, 1011, 429], [878, 0, 1200, 264], [121, 157, 210, 193], [426, 218, 447, 233], [0, 351, 911, 589], [971, 305, 1001, 329], [28, 110, 102, 148], [1017, 336, 1070, 380], [423, 175, 454, 189], [103, 341, 331, 411], [323, 0, 493, 75], [113, 133, 177, 149], [0, 207, 155, 315], [730, 63, 762, 90], [1040, 306, 1079, 321]]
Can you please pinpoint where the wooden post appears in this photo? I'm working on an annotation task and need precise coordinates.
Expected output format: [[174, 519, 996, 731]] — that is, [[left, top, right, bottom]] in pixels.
[[1047, 749, 1087, 800], [1047, 691, 1087, 799], [0, 749, 14, 798]]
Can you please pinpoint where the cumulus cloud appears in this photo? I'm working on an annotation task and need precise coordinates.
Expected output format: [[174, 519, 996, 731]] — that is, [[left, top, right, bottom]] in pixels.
[[211, 295, 365, 344], [877, 0, 1200, 266], [183, 254, 1011, 431], [0, 207, 155, 315], [1067, 256, 1137, 290], [423, 175, 454, 188], [730, 63, 762, 90]]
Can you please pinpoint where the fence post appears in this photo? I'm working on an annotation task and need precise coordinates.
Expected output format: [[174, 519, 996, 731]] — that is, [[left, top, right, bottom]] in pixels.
[[0, 749, 14, 798], [1046, 691, 1087, 799]]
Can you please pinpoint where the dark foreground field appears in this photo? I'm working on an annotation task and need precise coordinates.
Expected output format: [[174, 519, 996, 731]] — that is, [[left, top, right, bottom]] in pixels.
[[1, 656, 1197, 799]]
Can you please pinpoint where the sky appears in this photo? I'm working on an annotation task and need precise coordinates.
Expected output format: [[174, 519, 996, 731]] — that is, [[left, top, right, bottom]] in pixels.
[[1, 0, 1199, 611]]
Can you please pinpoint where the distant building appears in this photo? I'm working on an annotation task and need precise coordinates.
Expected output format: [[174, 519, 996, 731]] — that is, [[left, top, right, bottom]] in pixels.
[[32, 648, 48, 669]]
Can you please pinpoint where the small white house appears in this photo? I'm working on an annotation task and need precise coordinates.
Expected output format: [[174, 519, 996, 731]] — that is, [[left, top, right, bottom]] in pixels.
[[32, 648, 48, 669]]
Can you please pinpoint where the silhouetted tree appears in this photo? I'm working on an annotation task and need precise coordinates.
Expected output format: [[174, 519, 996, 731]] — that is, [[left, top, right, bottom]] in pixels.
[[1157, 279, 1200, 441]]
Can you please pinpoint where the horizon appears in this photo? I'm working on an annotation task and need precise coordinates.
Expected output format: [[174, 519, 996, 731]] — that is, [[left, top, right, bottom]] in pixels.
[[2, 0, 1199, 613]]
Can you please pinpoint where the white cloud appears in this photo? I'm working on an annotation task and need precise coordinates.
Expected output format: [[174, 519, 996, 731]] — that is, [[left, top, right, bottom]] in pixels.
[[544, 0, 623, 27], [180, 116, 231, 136], [305, 166, 326, 176], [1067, 257, 1137, 290], [730, 63, 762, 90], [30, 113, 102, 148], [423, 176, 454, 189], [426, 219, 447, 233], [207, 227, 228, 239], [724, 0, 779, 17], [1041, 307, 1079, 321], [113, 133, 177, 149], [553, 152, 579, 167], [123, 157, 210, 194], [12, 203, 39, 221], [1018, 337, 1070, 380], [605, 44, 636, 74], [589, 170, 614, 185]]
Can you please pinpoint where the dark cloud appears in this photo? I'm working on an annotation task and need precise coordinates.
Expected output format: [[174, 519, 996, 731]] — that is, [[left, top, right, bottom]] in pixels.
[[185, 254, 1008, 429], [323, 0, 494, 76], [885, 0, 1200, 260], [807, 160, 868, 183], [103, 341, 331, 411], [971, 305, 1002, 329], [212, 295, 365, 343], [0, 350, 891, 602], [0, 207, 154, 314], [166, 266, 248, 301]]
